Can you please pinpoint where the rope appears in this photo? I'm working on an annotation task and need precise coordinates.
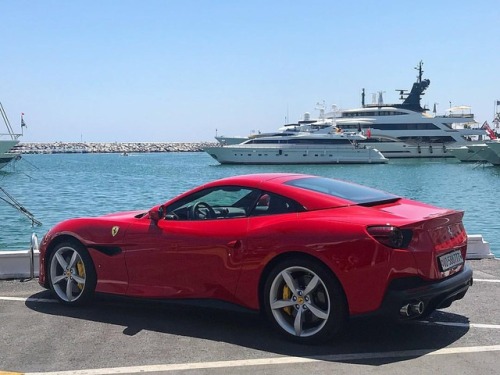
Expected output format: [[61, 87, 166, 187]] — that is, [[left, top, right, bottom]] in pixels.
[[0, 187, 42, 226]]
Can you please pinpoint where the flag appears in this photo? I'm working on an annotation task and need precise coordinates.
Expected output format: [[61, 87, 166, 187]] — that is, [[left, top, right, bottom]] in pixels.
[[481, 121, 497, 140], [21, 113, 26, 128], [497, 100, 500, 106], [366, 128, 372, 138]]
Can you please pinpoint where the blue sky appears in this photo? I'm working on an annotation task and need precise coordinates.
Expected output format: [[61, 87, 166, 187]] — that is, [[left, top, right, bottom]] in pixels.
[[2, 0, 499, 142]]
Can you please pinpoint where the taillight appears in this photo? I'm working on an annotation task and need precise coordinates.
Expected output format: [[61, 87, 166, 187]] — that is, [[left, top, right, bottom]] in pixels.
[[367, 226, 413, 249]]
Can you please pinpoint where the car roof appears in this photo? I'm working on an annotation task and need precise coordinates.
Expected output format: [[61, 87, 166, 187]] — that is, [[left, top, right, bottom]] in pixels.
[[199, 173, 363, 210], [212, 173, 306, 185]]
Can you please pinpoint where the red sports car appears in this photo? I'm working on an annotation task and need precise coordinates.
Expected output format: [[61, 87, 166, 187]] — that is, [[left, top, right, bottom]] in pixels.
[[38, 173, 473, 343]]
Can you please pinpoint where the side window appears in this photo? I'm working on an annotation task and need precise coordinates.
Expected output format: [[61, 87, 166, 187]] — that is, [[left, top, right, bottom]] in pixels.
[[164, 186, 260, 220], [249, 192, 303, 216]]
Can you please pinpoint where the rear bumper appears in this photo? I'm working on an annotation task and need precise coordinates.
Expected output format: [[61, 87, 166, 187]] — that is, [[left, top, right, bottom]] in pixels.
[[370, 263, 473, 320]]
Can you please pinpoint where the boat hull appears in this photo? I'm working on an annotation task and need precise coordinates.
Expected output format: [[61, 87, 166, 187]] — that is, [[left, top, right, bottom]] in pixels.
[[364, 141, 455, 159], [0, 154, 17, 169], [484, 141, 500, 165], [204, 145, 387, 164], [215, 138, 474, 159], [467, 142, 500, 165], [447, 145, 486, 162], [0, 139, 20, 170]]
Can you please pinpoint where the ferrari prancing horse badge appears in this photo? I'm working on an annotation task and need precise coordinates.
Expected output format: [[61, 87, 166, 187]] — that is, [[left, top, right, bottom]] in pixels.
[[111, 226, 120, 237]]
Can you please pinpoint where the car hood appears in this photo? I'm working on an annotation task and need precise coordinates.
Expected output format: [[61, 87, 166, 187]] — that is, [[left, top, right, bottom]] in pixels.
[[44, 210, 147, 246], [100, 210, 147, 220]]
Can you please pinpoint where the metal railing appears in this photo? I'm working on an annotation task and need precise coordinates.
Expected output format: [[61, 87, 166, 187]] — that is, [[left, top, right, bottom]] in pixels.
[[29, 233, 39, 280]]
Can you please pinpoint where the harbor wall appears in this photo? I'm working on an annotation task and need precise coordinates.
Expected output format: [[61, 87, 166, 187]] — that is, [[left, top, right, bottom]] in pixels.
[[14, 142, 218, 154]]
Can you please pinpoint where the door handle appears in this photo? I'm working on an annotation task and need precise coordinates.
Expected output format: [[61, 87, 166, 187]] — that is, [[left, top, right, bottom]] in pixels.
[[227, 240, 242, 249]]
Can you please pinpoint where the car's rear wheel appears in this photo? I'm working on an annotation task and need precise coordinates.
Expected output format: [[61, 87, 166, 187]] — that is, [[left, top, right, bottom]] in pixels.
[[48, 241, 97, 305], [263, 257, 347, 344]]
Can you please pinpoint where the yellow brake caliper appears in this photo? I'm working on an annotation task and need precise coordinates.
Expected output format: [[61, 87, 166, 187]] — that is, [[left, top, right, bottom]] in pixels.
[[76, 261, 85, 290], [283, 285, 292, 315]]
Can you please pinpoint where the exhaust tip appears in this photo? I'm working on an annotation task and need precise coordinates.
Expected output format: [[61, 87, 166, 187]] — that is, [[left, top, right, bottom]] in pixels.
[[410, 301, 424, 315], [400, 304, 411, 317], [400, 301, 425, 317]]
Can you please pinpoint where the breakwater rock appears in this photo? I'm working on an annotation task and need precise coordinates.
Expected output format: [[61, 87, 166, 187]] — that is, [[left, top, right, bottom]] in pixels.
[[15, 142, 219, 154]]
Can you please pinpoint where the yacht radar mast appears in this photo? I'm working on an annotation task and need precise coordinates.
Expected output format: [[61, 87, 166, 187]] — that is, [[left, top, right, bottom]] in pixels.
[[399, 60, 430, 112], [363, 61, 430, 112]]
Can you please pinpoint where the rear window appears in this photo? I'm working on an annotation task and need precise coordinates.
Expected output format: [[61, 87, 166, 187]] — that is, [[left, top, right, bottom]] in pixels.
[[285, 177, 399, 205]]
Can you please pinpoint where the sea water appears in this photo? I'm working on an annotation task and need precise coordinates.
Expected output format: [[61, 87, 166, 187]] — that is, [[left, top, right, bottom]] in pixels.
[[0, 152, 498, 257]]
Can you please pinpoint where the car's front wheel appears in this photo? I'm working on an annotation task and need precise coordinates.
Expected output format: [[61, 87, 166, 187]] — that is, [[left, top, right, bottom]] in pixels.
[[263, 257, 347, 344], [48, 241, 97, 305]]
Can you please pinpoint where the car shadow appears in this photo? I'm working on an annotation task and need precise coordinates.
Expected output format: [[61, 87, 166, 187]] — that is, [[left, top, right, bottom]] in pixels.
[[26, 290, 469, 366]]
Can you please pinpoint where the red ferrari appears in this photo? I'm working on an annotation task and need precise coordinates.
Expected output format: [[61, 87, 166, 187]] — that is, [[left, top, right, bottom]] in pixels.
[[38, 173, 472, 343]]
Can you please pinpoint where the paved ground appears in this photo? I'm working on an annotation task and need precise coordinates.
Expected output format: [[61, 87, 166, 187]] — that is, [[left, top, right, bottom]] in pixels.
[[0, 259, 498, 375]]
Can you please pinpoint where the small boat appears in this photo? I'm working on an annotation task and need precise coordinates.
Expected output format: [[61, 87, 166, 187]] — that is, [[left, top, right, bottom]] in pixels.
[[205, 131, 388, 165]]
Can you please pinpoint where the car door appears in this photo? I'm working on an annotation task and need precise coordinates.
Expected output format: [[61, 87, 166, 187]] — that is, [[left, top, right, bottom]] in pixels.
[[124, 186, 257, 300]]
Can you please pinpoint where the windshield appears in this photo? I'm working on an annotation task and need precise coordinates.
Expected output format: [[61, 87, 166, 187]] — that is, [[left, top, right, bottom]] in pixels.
[[285, 177, 399, 205]]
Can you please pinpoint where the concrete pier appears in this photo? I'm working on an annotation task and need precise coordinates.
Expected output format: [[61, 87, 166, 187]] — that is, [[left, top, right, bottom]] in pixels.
[[0, 258, 498, 374]]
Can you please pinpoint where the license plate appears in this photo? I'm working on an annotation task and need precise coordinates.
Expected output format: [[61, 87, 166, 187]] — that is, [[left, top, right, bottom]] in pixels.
[[439, 250, 464, 271]]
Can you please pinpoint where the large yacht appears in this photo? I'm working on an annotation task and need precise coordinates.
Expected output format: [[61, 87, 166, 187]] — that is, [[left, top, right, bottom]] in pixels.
[[330, 61, 489, 158], [205, 131, 387, 164], [216, 62, 490, 158], [0, 102, 22, 170]]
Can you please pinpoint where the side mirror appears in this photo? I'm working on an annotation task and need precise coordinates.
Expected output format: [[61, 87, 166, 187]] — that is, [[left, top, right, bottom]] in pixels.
[[149, 205, 165, 224]]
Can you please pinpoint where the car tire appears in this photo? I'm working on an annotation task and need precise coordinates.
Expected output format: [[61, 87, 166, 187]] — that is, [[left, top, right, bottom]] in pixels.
[[263, 257, 348, 344], [48, 241, 97, 306]]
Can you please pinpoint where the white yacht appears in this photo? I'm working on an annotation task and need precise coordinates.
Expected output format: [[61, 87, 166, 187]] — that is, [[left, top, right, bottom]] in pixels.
[[216, 62, 490, 159], [215, 107, 332, 145], [0, 102, 22, 170], [323, 61, 490, 158], [205, 131, 387, 164]]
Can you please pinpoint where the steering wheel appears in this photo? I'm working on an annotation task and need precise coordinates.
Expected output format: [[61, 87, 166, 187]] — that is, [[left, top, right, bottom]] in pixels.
[[190, 201, 216, 220]]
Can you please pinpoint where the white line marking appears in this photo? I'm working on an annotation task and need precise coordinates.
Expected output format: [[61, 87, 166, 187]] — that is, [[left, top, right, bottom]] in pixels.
[[474, 278, 500, 283], [420, 321, 500, 329], [0, 296, 57, 303], [23, 345, 500, 375]]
